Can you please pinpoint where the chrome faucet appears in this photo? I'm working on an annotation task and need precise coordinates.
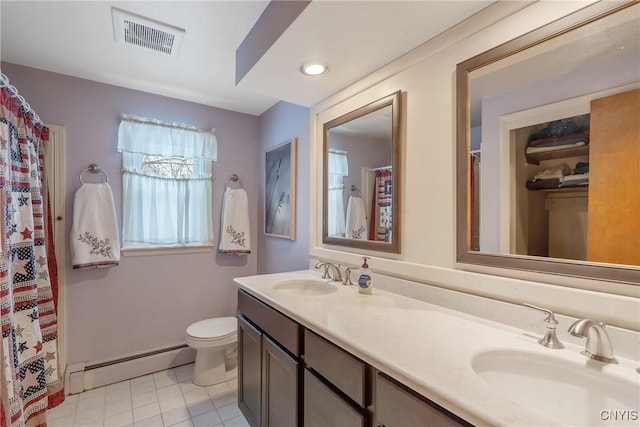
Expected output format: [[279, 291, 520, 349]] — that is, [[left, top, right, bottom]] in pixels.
[[568, 319, 617, 364], [523, 303, 564, 349], [314, 261, 343, 283]]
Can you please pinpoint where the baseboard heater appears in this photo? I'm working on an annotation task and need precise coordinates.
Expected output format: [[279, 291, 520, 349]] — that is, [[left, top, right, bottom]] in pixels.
[[67, 343, 196, 394]]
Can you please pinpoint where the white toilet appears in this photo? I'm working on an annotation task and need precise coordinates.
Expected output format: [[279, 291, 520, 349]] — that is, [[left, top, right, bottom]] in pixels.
[[186, 317, 238, 386]]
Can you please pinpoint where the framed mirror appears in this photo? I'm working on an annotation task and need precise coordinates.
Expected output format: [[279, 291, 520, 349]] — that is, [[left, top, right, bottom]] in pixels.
[[323, 91, 402, 253], [456, 1, 640, 284]]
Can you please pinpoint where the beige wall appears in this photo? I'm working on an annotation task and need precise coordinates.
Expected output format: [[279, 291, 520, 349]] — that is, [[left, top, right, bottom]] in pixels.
[[310, 1, 639, 330]]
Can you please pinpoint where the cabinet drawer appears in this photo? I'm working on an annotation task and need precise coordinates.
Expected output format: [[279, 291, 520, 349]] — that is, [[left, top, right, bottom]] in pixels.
[[375, 373, 471, 427], [304, 369, 366, 427], [238, 290, 300, 356], [304, 329, 367, 407]]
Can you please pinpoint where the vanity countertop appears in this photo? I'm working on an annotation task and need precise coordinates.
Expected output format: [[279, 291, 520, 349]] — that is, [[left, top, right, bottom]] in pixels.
[[233, 270, 639, 427]]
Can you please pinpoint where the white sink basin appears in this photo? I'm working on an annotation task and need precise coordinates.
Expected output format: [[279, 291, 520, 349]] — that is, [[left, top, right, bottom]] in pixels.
[[472, 349, 640, 426], [272, 278, 338, 296]]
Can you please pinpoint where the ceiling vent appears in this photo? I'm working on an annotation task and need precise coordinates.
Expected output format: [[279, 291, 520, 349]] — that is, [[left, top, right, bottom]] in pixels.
[[112, 8, 185, 58]]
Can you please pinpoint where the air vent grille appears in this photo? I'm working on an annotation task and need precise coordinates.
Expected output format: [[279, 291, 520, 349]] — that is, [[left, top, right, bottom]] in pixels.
[[112, 8, 185, 58], [124, 19, 175, 54]]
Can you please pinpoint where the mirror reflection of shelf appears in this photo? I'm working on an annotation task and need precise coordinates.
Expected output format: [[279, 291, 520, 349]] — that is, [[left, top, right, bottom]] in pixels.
[[525, 145, 589, 165], [528, 186, 588, 193]]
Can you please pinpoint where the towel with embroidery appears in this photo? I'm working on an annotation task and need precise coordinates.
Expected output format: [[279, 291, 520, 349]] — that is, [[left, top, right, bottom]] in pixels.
[[345, 196, 368, 240], [219, 187, 251, 255], [71, 183, 120, 269]]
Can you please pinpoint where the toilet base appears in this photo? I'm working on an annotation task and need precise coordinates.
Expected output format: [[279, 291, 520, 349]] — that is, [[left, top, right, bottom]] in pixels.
[[192, 348, 237, 386]]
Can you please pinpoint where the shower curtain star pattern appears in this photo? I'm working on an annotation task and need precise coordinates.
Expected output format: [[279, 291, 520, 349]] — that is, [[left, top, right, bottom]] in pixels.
[[369, 168, 392, 242], [1, 79, 63, 427]]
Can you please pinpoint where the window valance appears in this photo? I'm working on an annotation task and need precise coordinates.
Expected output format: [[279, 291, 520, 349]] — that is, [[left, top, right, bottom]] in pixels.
[[117, 114, 217, 160]]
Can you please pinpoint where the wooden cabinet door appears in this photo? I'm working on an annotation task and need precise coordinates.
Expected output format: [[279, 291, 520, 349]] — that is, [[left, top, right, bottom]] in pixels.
[[588, 88, 640, 264], [262, 336, 299, 427], [375, 374, 470, 427], [238, 316, 263, 427], [304, 369, 366, 427]]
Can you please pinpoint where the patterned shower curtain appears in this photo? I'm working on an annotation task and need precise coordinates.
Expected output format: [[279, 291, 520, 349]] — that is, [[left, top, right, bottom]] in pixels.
[[368, 168, 392, 242], [0, 76, 63, 427]]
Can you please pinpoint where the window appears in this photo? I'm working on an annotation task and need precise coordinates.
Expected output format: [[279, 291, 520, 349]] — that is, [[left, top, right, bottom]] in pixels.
[[327, 149, 348, 236], [117, 115, 217, 250]]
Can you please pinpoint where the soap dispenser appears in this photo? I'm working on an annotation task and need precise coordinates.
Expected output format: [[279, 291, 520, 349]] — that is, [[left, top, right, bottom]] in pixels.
[[358, 257, 373, 295]]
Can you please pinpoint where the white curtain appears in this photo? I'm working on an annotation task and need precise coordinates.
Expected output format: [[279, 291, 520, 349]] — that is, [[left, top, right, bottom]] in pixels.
[[328, 150, 348, 236], [117, 116, 217, 247]]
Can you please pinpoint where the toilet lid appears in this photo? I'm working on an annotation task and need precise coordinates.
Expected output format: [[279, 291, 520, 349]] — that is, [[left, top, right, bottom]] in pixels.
[[187, 317, 237, 339]]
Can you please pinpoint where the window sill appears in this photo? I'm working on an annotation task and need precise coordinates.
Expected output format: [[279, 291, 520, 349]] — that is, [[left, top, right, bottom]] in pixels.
[[121, 244, 214, 257]]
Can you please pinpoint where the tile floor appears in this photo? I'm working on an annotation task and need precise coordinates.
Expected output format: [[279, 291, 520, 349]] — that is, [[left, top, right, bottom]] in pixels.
[[46, 364, 249, 427]]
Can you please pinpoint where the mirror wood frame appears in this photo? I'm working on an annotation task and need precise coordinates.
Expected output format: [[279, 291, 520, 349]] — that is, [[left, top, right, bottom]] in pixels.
[[323, 90, 402, 253], [456, 1, 640, 285]]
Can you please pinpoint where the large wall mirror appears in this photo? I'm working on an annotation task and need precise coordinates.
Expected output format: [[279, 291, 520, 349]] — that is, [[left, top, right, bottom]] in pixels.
[[457, 1, 640, 284], [323, 91, 402, 253]]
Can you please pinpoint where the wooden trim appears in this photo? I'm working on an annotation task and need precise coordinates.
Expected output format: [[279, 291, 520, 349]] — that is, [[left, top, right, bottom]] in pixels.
[[46, 124, 67, 376]]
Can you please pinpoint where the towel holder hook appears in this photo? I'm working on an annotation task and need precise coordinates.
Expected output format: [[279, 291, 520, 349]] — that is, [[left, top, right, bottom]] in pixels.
[[79, 163, 109, 184], [225, 173, 243, 188]]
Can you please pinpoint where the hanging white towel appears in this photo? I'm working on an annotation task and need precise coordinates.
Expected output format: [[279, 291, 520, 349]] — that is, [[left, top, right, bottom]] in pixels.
[[345, 196, 368, 240], [71, 183, 120, 269], [219, 187, 251, 255]]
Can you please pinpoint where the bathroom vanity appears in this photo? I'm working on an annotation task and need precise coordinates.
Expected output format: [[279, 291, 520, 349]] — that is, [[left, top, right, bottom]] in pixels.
[[236, 287, 468, 427], [234, 270, 639, 427]]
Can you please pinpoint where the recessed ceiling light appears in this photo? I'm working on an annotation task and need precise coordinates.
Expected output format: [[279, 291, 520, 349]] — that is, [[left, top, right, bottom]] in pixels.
[[300, 62, 329, 77]]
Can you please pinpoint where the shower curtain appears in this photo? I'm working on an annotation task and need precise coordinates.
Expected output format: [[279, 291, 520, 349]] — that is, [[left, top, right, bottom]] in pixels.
[[368, 168, 392, 241], [0, 75, 63, 427]]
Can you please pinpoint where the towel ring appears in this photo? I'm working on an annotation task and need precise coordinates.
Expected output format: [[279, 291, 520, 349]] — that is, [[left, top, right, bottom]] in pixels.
[[225, 173, 243, 188], [79, 164, 109, 184]]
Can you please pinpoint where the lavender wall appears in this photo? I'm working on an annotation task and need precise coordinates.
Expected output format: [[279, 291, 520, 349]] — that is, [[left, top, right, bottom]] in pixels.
[[257, 101, 310, 273], [1, 62, 260, 366], [330, 133, 390, 210]]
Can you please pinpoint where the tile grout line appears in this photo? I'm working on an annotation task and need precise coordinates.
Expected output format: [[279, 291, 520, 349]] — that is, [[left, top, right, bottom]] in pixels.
[[46, 364, 247, 427]]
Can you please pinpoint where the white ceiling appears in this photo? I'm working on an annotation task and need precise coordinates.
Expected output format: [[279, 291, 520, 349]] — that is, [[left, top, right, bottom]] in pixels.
[[1, 1, 493, 116]]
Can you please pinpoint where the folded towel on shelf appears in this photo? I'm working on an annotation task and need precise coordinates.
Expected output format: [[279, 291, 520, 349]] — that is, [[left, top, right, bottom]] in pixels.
[[345, 196, 368, 240], [563, 173, 590, 182], [219, 187, 251, 255], [527, 130, 590, 148], [525, 141, 587, 154], [71, 183, 120, 269], [526, 178, 562, 190], [559, 173, 590, 188], [533, 164, 571, 181], [574, 161, 589, 174]]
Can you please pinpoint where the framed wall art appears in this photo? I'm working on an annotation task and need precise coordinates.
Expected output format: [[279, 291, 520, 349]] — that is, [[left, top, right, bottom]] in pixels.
[[265, 138, 296, 239]]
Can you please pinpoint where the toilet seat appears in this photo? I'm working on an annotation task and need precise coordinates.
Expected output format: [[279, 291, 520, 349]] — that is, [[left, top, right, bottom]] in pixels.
[[187, 317, 237, 340], [186, 317, 237, 350]]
